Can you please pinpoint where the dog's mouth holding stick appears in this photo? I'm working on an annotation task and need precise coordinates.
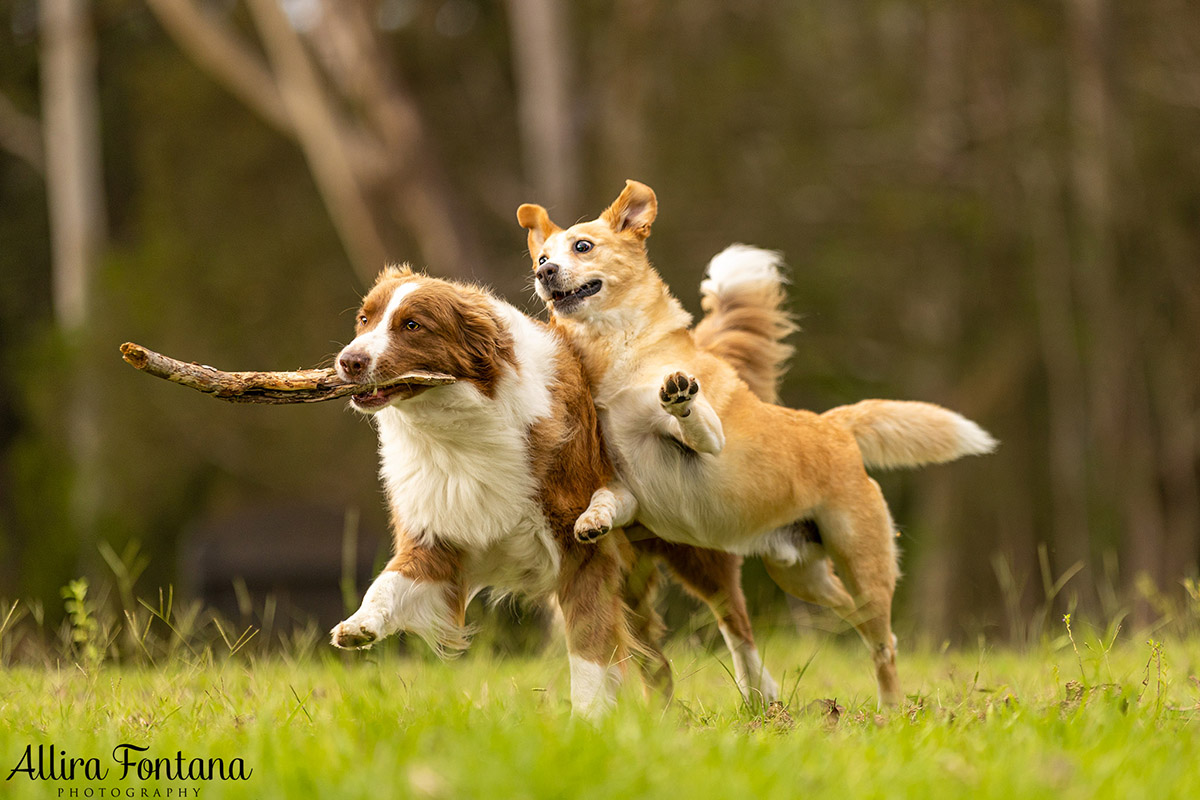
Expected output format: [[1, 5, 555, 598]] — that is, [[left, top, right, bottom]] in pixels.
[[348, 381, 434, 411]]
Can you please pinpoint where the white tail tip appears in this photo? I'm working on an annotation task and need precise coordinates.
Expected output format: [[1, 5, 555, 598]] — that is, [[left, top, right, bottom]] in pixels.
[[955, 416, 999, 457], [700, 244, 786, 297]]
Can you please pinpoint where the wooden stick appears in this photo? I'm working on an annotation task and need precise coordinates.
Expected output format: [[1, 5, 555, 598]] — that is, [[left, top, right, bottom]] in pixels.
[[119, 342, 455, 404]]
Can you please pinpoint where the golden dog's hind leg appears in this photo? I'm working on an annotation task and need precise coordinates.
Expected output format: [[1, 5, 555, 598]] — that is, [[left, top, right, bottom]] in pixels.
[[809, 481, 903, 707], [764, 554, 857, 616]]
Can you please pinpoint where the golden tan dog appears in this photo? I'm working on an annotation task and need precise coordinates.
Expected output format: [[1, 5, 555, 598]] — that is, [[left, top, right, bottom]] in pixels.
[[517, 181, 996, 705]]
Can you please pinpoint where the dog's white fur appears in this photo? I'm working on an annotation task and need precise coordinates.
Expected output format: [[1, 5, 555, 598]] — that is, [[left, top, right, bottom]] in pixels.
[[334, 570, 467, 654], [568, 655, 623, 718], [371, 304, 561, 588], [330, 271, 618, 715], [700, 244, 786, 298]]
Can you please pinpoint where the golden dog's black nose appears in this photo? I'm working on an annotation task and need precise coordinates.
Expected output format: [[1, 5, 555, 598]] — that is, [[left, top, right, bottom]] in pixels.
[[536, 262, 559, 285]]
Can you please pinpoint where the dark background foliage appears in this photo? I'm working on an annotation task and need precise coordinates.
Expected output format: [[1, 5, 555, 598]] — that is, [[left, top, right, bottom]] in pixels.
[[2, 0, 1197, 643]]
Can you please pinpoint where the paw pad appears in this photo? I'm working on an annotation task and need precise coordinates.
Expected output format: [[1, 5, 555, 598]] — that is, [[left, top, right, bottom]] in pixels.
[[660, 371, 699, 412], [575, 524, 610, 543]]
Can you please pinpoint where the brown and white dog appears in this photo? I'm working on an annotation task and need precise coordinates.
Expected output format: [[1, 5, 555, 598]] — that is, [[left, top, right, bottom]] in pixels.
[[327, 266, 785, 714], [517, 181, 997, 706]]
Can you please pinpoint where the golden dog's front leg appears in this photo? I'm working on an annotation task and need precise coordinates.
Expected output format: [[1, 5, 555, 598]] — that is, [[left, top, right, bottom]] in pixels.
[[574, 481, 639, 543], [658, 371, 725, 454]]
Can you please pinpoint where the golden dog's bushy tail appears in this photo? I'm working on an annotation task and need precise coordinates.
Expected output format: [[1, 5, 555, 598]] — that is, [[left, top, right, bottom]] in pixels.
[[693, 245, 797, 404], [822, 399, 998, 470]]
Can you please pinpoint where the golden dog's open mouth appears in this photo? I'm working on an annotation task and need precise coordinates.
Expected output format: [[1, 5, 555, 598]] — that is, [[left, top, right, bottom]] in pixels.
[[550, 279, 602, 313]]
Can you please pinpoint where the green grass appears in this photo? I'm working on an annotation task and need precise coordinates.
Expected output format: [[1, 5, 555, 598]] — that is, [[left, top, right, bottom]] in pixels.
[[2, 631, 1199, 799]]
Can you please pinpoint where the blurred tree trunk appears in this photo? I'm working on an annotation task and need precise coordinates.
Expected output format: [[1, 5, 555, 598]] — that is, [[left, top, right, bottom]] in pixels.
[[504, 0, 578, 211], [1064, 0, 1116, 611], [1021, 151, 1092, 609], [1065, 0, 1169, 621], [146, 0, 482, 283], [908, 6, 962, 640], [39, 0, 106, 544], [0, 92, 44, 172], [594, 0, 656, 180], [304, 0, 478, 280], [244, 0, 389, 277]]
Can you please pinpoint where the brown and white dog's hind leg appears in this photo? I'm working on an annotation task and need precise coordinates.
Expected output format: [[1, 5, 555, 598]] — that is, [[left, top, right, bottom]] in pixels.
[[331, 539, 467, 653], [622, 531, 673, 700], [658, 372, 725, 454], [575, 480, 638, 543], [645, 540, 779, 706], [557, 537, 630, 719]]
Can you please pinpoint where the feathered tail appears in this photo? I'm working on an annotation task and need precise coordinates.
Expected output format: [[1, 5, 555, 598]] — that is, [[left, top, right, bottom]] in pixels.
[[693, 245, 797, 403], [821, 399, 997, 470]]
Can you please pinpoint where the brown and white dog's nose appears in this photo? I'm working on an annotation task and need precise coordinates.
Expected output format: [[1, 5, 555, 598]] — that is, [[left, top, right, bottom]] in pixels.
[[536, 262, 559, 286], [338, 350, 370, 382]]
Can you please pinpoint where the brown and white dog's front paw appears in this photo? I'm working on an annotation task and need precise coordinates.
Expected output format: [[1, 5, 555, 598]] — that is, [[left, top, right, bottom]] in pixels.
[[574, 504, 613, 543], [330, 618, 380, 649], [659, 371, 699, 417]]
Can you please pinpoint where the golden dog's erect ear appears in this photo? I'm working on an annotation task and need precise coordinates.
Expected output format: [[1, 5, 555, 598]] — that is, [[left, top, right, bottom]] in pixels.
[[601, 179, 657, 240], [516, 203, 561, 253]]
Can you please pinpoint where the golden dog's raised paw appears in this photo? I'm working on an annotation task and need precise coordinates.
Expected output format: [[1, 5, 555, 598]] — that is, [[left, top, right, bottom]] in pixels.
[[330, 620, 378, 649], [659, 371, 699, 416], [573, 506, 612, 543]]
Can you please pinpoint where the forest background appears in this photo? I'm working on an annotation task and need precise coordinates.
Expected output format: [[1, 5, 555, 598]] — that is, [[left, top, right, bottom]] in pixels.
[[1, 0, 1198, 646]]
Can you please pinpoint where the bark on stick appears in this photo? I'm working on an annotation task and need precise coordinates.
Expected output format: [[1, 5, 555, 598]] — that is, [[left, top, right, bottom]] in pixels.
[[119, 342, 454, 404]]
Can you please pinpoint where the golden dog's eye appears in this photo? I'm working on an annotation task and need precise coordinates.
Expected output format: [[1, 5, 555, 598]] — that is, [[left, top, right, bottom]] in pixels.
[[573, 240, 593, 253], [403, 319, 420, 331], [537, 254, 548, 265], [358, 314, 368, 325]]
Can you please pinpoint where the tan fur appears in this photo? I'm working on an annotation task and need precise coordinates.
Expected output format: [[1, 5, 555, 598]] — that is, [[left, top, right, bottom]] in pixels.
[[693, 272, 796, 404], [517, 180, 997, 706], [821, 399, 996, 470]]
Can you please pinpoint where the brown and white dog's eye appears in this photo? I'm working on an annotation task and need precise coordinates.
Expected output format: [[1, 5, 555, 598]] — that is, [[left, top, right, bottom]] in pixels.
[[403, 319, 420, 331], [358, 314, 368, 326], [537, 254, 548, 265], [573, 240, 593, 254]]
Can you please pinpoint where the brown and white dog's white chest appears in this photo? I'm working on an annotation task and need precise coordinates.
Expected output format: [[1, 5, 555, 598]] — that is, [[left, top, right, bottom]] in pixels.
[[371, 304, 567, 593]]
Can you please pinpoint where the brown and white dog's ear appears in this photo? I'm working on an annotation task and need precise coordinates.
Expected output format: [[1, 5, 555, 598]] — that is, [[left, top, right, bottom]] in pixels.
[[601, 179, 657, 240], [375, 263, 415, 285], [516, 203, 561, 254]]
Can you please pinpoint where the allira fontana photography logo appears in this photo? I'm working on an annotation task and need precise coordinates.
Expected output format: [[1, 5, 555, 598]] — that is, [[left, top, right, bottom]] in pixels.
[[7, 743, 252, 796]]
